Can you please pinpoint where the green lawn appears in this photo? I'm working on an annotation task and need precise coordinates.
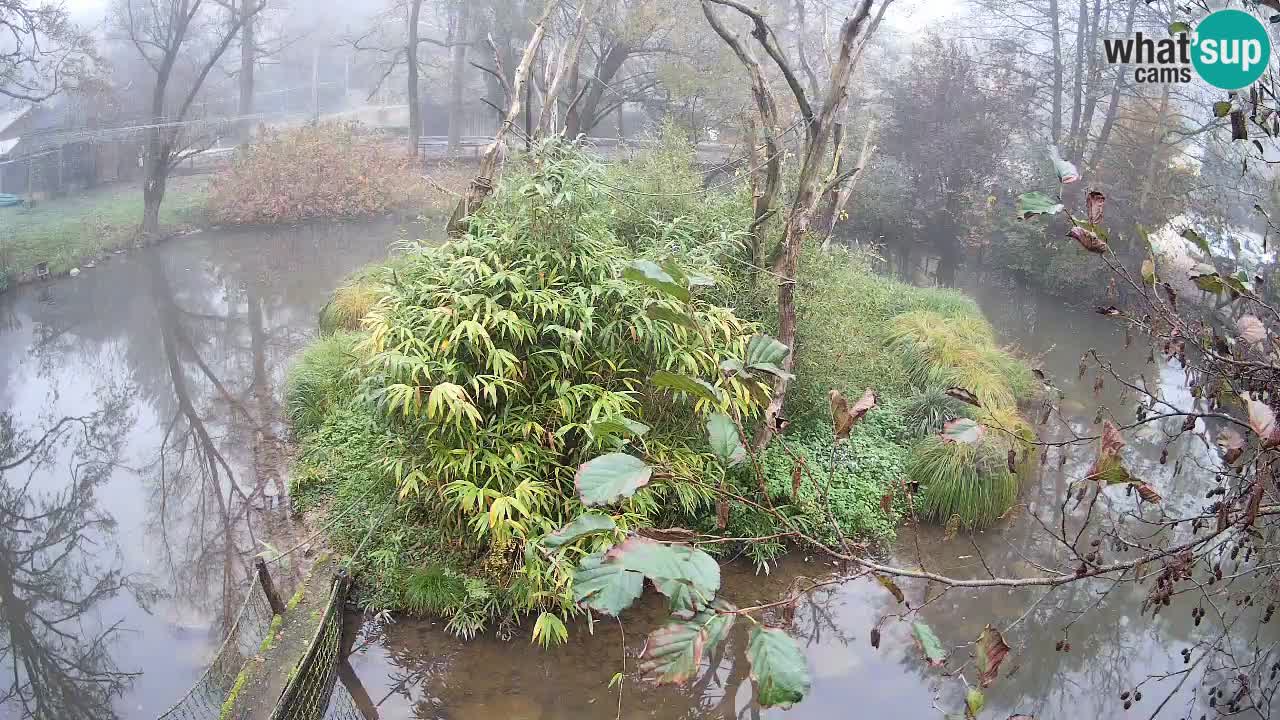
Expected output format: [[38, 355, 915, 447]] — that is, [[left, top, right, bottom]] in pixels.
[[0, 175, 207, 288]]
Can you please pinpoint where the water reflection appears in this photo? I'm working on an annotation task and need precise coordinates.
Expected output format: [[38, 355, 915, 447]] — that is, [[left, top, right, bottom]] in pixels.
[[0, 219, 403, 718], [0, 405, 135, 719]]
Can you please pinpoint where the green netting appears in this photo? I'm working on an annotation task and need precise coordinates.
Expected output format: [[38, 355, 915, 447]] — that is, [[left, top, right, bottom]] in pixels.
[[269, 572, 351, 720], [156, 580, 277, 720]]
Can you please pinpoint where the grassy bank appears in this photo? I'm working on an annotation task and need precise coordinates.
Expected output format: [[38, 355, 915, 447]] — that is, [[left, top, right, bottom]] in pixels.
[[0, 175, 206, 289], [285, 136, 1039, 637]]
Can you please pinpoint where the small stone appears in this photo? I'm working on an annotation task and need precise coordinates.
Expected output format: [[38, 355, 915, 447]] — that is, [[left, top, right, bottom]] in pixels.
[[68, 268, 81, 277]]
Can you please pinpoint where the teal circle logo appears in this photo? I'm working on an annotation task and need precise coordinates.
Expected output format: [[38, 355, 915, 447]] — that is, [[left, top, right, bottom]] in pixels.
[[1192, 9, 1271, 90]]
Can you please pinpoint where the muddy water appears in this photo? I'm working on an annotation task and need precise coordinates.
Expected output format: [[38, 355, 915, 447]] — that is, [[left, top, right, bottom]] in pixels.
[[0, 218, 424, 719], [342, 271, 1271, 720]]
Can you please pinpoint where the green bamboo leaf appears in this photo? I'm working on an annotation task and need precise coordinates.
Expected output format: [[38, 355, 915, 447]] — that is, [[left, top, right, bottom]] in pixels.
[[572, 553, 643, 615], [652, 371, 725, 403], [624, 260, 690, 302], [706, 413, 746, 467], [1015, 192, 1064, 221], [912, 621, 948, 667], [544, 514, 617, 549], [747, 627, 811, 708], [575, 454, 653, 506]]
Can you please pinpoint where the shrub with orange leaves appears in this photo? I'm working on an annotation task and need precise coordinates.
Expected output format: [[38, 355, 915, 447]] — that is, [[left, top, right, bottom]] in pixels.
[[207, 122, 430, 225]]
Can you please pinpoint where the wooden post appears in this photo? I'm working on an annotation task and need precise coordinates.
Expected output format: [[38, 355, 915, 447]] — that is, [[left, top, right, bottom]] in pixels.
[[255, 557, 288, 615]]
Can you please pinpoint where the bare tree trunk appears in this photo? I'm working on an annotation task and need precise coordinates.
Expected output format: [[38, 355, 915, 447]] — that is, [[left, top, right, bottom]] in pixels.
[[407, 0, 424, 157], [1067, 0, 1085, 151], [564, 41, 630, 138], [446, 0, 561, 235], [238, 0, 256, 139], [536, 1, 593, 136], [1049, 0, 1063, 145], [1073, 0, 1104, 163], [821, 122, 875, 252], [1087, 0, 1137, 173], [704, 0, 881, 449], [447, 0, 471, 155]]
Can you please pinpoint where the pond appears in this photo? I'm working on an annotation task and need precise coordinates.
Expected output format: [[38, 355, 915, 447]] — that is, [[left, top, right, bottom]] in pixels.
[[0, 224, 1265, 720]]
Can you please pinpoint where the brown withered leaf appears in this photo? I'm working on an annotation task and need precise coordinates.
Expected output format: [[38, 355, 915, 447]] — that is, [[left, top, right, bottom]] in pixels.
[[870, 627, 881, 649], [946, 387, 982, 407], [1135, 482, 1162, 503], [1068, 225, 1109, 254], [944, 514, 963, 541], [880, 490, 894, 515], [873, 573, 905, 604], [831, 388, 877, 439], [1241, 392, 1280, 448], [1162, 282, 1178, 309], [1181, 415, 1197, 432], [1092, 375, 1104, 397], [1007, 449, 1017, 473], [1239, 314, 1267, 345], [1217, 429, 1245, 465], [1086, 190, 1106, 225], [791, 459, 804, 500], [716, 499, 729, 529], [1031, 368, 1047, 381], [1094, 305, 1122, 316], [975, 625, 1011, 688], [1087, 420, 1131, 484]]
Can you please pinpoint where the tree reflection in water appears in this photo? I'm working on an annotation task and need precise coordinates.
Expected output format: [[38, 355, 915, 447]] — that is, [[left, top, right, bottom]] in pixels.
[[0, 400, 137, 719]]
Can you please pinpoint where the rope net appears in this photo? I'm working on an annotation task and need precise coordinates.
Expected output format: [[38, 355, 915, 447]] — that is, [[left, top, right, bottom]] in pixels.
[[269, 573, 351, 720], [156, 581, 277, 720]]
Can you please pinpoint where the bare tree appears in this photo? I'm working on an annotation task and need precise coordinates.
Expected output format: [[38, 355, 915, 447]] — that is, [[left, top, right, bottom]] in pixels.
[[0, 1, 96, 102], [116, 0, 264, 235], [702, 0, 888, 448]]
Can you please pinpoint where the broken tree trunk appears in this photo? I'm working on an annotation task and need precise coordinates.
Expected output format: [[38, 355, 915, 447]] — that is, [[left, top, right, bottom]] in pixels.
[[446, 0, 562, 236]]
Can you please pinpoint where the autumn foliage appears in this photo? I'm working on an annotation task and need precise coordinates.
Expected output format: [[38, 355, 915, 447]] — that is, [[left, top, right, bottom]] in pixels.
[[207, 122, 429, 225]]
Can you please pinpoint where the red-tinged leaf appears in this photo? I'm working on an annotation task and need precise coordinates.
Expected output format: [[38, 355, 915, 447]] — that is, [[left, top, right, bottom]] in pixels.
[[1086, 190, 1105, 224], [639, 611, 735, 685], [1241, 393, 1280, 448], [976, 625, 1010, 687], [1087, 420, 1132, 484], [880, 490, 894, 514], [941, 418, 985, 445], [1101, 419, 1126, 457], [1238, 314, 1267, 345], [1135, 482, 1162, 503], [946, 386, 982, 407], [1068, 225, 1109, 254], [873, 573, 905, 603], [831, 387, 877, 439], [1218, 429, 1245, 465]]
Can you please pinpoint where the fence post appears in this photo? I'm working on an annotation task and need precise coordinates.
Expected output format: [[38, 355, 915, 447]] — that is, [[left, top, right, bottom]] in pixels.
[[255, 557, 288, 615]]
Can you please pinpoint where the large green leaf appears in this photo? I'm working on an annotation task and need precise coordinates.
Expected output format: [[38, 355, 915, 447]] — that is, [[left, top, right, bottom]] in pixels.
[[607, 537, 721, 599], [941, 418, 985, 445], [652, 371, 725, 403], [572, 553, 643, 615], [624, 260, 690, 301], [575, 453, 653, 506], [912, 622, 948, 667], [544, 514, 617, 549], [645, 304, 699, 330], [706, 413, 746, 467], [1189, 264, 1225, 294], [747, 627, 811, 708], [639, 610, 736, 685], [743, 334, 792, 378], [965, 688, 985, 719], [1015, 192, 1064, 221]]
